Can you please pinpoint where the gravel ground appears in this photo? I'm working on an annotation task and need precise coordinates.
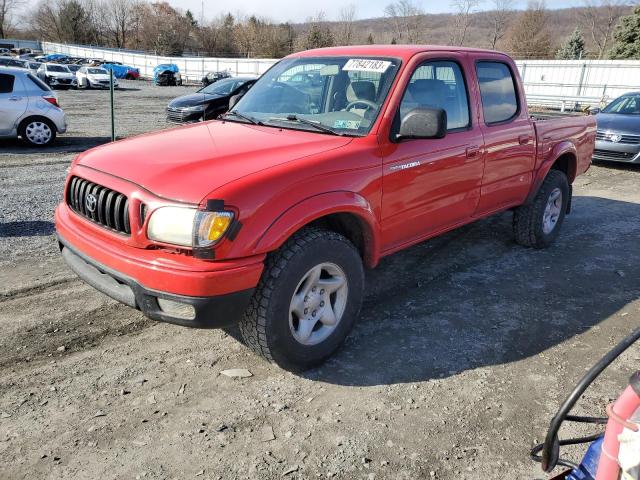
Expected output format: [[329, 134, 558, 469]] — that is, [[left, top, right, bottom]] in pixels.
[[1, 81, 640, 480]]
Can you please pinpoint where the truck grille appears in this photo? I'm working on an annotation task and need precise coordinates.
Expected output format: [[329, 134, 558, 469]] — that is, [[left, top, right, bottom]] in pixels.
[[595, 131, 640, 145], [67, 176, 131, 235]]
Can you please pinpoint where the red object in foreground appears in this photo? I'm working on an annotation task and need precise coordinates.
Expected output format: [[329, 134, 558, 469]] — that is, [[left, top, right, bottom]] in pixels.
[[596, 378, 640, 480], [55, 45, 597, 369]]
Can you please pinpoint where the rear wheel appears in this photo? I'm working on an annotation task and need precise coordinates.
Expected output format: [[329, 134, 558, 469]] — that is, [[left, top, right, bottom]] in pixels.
[[239, 228, 364, 371], [513, 170, 569, 248], [19, 117, 56, 147]]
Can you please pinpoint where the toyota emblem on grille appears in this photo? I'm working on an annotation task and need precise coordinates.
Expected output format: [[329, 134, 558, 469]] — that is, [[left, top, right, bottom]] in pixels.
[[85, 193, 97, 213]]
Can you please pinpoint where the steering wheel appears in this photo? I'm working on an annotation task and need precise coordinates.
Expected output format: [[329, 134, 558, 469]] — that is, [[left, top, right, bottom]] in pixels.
[[345, 99, 378, 113]]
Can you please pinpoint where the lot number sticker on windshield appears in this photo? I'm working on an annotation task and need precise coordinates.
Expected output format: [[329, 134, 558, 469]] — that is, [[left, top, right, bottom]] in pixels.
[[333, 120, 361, 130], [343, 59, 392, 73]]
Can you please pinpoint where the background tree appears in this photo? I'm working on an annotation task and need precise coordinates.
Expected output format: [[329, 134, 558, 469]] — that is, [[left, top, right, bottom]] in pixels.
[[487, 0, 514, 49], [336, 4, 357, 45], [609, 5, 640, 58], [58, 0, 94, 44], [0, 0, 23, 38], [505, 1, 552, 59], [384, 0, 423, 43], [106, 0, 138, 48], [556, 27, 587, 59], [303, 12, 334, 50], [579, 0, 628, 59], [449, 0, 481, 46]]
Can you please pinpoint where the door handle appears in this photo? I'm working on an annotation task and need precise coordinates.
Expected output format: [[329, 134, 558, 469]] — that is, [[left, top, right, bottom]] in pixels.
[[466, 145, 480, 158], [9, 96, 22, 101], [518, 134, 530, 145]]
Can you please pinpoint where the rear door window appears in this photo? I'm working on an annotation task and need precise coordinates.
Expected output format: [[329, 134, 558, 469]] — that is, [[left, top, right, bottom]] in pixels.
[[476, 61, 519, 124], [27, 73, 51, 91], [0, 73, 15, 93]]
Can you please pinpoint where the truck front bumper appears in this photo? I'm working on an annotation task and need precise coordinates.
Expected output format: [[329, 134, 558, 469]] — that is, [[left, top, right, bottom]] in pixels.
[[58, 237, 254, 328], [55, 202, 264, 328]]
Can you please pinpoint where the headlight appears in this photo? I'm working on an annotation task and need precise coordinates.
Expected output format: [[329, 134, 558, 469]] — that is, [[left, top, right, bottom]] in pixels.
[[183, 104, 205, 112], [147, 207, 233, 248], [147, 207, 196, 246]]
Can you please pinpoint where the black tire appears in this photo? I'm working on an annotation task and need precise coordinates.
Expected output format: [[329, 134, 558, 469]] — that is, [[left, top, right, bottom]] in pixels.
[[513, 169, 569, 248], [239, 228, 365, 371], [18, 117, 57, 147]]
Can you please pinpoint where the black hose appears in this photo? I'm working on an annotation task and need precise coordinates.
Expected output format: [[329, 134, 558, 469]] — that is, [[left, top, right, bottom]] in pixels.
[[536, 326, 640, 472]]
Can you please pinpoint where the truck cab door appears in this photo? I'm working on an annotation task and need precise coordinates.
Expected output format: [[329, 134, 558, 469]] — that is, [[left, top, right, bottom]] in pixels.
[[0, 72, 28, 135], [472, 58, 536, 215], [381, 55, 485, 252]]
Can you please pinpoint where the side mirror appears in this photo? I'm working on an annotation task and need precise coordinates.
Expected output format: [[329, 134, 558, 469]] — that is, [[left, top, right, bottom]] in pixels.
[[397, 107, 447, 141], [228, 93, 242, 110], [589, 107, 601, 115]]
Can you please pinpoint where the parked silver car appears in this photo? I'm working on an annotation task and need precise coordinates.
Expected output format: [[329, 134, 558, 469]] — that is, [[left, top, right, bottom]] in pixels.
[[36, 63, 77, 89], [0, 67, 67, 146], [593, 92, 640, 164]]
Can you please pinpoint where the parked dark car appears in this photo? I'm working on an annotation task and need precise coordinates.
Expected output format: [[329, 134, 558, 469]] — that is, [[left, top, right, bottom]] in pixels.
[[201, 70, 231, 86], [593, 92, 640, 164], [166, 76, 256, 124]]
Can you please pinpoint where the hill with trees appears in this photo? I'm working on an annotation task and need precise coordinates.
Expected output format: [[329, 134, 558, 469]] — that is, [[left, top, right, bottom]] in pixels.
[[3, 0, 638, 59]]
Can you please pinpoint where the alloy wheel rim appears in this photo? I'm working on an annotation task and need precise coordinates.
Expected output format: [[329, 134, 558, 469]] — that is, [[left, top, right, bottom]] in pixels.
[[542, 187, 563, 234], [25, 122, 52, 145], [288, 262, 348, 346]]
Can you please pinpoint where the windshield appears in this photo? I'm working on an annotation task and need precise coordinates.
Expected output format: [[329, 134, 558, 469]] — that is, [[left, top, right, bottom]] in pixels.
[[602, 94, 640, 115], [199, 78, 248, 95], [231, 56, 401, 136], [47, 65, 69, 73], [88, 68, 107, 75]]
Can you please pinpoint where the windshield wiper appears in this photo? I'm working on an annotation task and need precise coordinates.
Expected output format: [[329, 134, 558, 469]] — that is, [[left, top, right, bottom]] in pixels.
[[268, 115, 346, 136], [220, 111, 262, 125]]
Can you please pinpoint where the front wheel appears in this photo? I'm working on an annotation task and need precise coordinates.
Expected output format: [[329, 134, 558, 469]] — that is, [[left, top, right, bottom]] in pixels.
[[239, 228, 364, 371], [513, 170, 569, 248]]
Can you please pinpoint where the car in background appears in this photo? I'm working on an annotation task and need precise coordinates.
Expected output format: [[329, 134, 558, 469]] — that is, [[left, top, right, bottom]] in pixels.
[[101, 63, 140, 80], [592, 92, 640, 164], [201, 70, 231, 86], [166, 76, 257, 124], [154, 64, 182, 86], [0, 67, 66, 146], [0, 56, 29, 69], [36, 63, 77, 89], [76, 66, 119, 89], [0, 47, 10, 56], [26, 61, 42, 74], [66, 64, 81, 75]]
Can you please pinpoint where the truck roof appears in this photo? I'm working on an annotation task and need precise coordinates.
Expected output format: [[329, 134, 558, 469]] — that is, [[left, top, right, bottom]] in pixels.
[[292, 44, 510, 61]]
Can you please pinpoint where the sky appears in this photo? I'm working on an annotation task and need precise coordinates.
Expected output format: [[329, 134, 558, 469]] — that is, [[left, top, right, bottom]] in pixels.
[[171, 0, 580, 23]]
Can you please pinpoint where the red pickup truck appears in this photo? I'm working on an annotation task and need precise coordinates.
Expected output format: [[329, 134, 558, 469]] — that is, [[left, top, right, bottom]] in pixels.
[[55, 46, 596, 370]]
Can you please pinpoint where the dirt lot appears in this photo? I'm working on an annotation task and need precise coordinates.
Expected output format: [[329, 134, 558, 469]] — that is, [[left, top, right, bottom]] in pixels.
[[1, 81, 639, 480]]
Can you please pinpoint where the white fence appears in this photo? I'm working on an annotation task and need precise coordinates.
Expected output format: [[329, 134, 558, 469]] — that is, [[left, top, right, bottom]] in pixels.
[[42, 42, 640, 109], [41, 42, 279, 83], [516, 59, 640, 109]]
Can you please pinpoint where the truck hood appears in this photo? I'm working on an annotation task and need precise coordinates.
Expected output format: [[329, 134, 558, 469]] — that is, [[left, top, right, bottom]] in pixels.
[[75, 121, 353, 203]]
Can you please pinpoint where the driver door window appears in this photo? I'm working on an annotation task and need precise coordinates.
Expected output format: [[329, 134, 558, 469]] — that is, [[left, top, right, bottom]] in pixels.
[[399, 61, 470, 131]]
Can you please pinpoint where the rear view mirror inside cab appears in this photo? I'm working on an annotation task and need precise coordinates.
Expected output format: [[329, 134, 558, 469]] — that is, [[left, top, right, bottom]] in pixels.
[[320, 65, 339, 76]]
